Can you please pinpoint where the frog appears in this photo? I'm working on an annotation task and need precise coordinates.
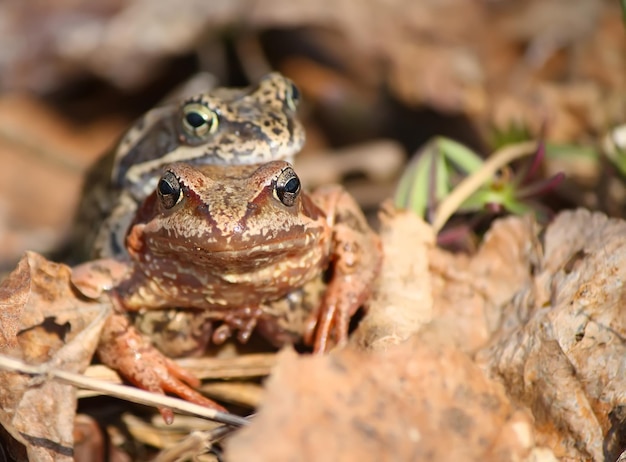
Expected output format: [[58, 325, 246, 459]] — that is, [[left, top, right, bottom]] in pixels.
[[71, 161, 382, 421], [71, 72, 305, 261]]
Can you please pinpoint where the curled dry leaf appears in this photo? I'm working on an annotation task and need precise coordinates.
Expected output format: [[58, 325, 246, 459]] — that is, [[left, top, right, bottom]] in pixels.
[[0, 256, 29, 351], [477, 210, 626, 461], [225, 330, 553, 462], [358, 207, 532, 353], [429, 215, 539, 354], [0, 251, 110, 462], [351, 203, 434, 351]]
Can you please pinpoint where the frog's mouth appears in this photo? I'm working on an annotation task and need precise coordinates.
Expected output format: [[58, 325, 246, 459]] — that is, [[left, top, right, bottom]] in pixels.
[[189, 234, 315, 261]]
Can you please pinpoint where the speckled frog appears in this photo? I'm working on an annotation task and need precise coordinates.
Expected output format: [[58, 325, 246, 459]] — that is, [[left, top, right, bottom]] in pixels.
[[72, 161, 382, 419], [72, 73, 305, 260]]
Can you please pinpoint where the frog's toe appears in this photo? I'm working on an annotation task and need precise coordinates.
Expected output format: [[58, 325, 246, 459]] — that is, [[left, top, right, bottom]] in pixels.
[[212, 324, 234, 344], [132, 368, 223, 425], [304, 295, 353, 353], [157, 368, 227, 413], [162, 355, 200, 387], [141, 352, 226, 410], [305, 303, 337, 354], [137, 355, 227, 424]]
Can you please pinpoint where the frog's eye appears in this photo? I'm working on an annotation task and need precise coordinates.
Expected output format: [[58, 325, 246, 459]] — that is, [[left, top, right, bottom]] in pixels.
[[275, 167, 301, 206], [285, 81, 301, 112], [158, 172, 182, 209], [181, 103, 219, 138]]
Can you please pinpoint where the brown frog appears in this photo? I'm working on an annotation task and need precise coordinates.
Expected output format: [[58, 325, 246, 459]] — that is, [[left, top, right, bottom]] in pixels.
[[72, 161, 382, 421], [72, 73, 305, 261]]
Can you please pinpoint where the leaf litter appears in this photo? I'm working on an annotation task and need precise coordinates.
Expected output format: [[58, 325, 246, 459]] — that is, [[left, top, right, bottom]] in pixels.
[[227, 207, 626, 461], [4, 181, 626, 461], [0, 252, 109, 461], [0, 0, 624, 460]]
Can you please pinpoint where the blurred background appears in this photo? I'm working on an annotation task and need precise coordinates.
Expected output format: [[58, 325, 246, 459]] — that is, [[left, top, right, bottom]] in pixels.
[[0, 0, 623, 269]]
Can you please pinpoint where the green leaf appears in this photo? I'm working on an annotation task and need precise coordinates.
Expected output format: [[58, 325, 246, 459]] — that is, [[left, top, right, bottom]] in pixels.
[[394, 137, 485, 217], [436, 137, 483, 174]]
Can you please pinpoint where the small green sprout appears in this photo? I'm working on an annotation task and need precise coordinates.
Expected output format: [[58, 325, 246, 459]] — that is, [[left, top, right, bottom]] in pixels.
[[394, 137, 565, 233]]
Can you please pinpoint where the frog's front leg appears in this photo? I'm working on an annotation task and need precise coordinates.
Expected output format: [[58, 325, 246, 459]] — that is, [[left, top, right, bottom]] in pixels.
[[72, 260, 225, 423], [98, 311, 226, 424], [305, 185, 383, 353]]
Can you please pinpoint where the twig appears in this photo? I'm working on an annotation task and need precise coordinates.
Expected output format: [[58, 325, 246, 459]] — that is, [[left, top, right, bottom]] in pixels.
[[0, 353, 248, 427]]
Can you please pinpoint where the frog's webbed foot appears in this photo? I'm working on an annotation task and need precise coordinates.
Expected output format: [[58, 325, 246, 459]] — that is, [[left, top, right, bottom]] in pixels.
[[98, 313, 225, 424], [305, 185, 383, 353], [212, 306, 264, 344]]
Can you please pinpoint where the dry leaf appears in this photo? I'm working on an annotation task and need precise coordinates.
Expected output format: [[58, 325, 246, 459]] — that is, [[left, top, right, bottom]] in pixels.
[[352, 204, 434, 350], [477, 210, 626, 461], [429, 215, 539, 354], [226, 330, 552, 461], [0, 251, 110, 461], [0, 256, 29, 350]]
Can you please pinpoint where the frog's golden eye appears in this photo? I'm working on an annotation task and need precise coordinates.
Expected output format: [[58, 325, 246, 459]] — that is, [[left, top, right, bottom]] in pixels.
[[181, 103, 219, 138], [285, 81, 301, 112], [275, 167, 301, 206], [158, 171, 182, 209]]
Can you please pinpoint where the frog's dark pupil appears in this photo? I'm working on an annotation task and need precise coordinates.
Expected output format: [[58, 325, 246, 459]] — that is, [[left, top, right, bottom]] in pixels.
[[159, 178, 177, 197], [158, 173, 181, 209], [185, 111, 207, 128], [284, 177, 300, 194]]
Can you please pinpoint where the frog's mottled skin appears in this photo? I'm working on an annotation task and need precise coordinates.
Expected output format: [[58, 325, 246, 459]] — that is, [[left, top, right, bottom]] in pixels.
[[72, 161, 382, 416], [120, 162, 330, 313], [72, 73, 305, 260]]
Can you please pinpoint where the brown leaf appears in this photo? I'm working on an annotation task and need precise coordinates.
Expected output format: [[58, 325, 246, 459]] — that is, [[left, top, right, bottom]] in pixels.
[[429, 215, 539, 354], [477, 210, 626, 461], [225, 330, 550, 461], [0, 256, 30, 350], [351, 205, 435, 351], [0, 252, 110, 461]]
